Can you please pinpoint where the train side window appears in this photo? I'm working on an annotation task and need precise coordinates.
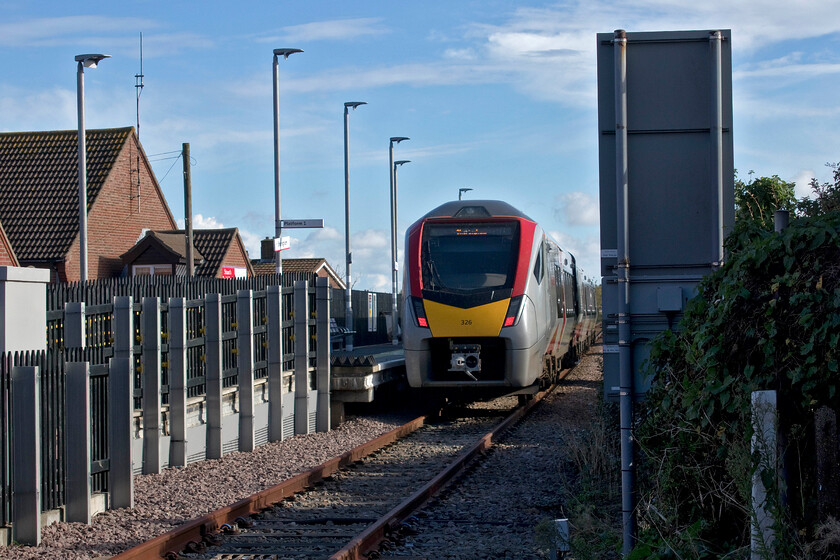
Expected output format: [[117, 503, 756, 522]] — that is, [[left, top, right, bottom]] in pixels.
[[533, 244, 543, 284]]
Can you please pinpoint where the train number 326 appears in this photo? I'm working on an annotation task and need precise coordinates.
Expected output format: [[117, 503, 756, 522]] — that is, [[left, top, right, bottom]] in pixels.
[[461, 319, 473, 326]]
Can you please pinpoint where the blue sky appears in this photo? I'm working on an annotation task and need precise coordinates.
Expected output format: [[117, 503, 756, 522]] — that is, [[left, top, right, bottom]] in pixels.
[[1, 1, 839, 290]]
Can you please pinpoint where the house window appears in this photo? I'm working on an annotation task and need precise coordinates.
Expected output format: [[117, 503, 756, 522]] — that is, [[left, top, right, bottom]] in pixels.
[[132, 264, 172, 277]]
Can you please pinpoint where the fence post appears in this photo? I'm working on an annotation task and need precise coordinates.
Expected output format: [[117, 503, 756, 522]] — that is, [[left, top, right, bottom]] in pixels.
[[205, 294, 223, 459], [294, 281, 310, 435], [237, 290, 255, 452], [65, 361, 91, 524], [168, 298, 187, 467], [142, 297, 162, 474], [0, 267, 50, 353], [65, 301, 86, 349], [109, 357, 134, 509], [751, 390, 778, 559], [315, 277, 331, 433], [266, 285, 283, 442], [113, 296, 134, 361], [11, 364, 40, 545]]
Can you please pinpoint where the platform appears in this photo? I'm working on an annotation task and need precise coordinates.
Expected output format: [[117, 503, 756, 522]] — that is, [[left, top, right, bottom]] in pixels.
[[330, 343, 405, 403]]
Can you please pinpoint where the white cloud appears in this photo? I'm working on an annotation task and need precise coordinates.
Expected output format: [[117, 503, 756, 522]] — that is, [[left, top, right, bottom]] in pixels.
[[277, 18, 389, 43], [793, 170, 817, 199], [553, 192, 600, 227]]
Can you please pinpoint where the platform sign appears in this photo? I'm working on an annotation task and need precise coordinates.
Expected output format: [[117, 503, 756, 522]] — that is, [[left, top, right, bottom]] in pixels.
[[281, 219, 324, 229], [221, 266, 247, 279], [597, 29, 734, 401], [274, 236, 291, 252]]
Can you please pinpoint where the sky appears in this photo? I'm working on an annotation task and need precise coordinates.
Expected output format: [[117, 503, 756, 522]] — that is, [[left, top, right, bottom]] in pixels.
[[1, 1, 839, 290]]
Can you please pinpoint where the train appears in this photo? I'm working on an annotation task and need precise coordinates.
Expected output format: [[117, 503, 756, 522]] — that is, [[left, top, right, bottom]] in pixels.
[[401, 200, 599, 400]]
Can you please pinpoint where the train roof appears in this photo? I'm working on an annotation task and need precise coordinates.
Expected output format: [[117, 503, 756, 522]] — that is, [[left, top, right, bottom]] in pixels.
[[417, 200, 534, 222]]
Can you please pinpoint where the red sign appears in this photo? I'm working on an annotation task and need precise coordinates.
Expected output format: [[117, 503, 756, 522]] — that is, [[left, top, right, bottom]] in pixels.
[[221, 267, 235, 279]]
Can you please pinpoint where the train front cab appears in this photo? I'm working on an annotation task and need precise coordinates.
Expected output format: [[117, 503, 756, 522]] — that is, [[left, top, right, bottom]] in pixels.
[[403, 205, 550, 390]]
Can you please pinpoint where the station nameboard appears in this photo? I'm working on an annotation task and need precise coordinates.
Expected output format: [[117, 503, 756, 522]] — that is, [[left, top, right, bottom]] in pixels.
[[281, 219, 324, 229]]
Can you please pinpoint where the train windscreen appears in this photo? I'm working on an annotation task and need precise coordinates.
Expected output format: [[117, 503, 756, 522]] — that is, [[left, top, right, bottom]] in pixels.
[[422, 222, 519, 294]]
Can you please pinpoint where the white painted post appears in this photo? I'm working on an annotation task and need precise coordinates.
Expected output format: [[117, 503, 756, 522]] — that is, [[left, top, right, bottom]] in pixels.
[[64, 301, 86, 349], [65, 361, 91, 523], [0, 267, 50, 353], [751, 390, 778, 559]]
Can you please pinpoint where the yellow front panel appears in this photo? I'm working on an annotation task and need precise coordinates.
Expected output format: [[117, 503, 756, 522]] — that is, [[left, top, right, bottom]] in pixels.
[[424, 298, 510, 338]]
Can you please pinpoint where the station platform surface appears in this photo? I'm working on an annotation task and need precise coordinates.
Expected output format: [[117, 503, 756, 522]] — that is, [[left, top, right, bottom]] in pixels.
[[330, 343, 405, 403]]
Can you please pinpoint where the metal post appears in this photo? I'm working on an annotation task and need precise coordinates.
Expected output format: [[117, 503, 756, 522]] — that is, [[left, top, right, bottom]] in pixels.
[[774, 210, 789, 233], [113, 296, 133, 361], [205, 293, 223, 459], [237, 289, 255, 451], [272, 48, 302, 276], [65, 361, 91, 523], [266, 285, 284, 441], [389, 137, 409, 345], [11, 365, 40, 545], [77, 61, 88, 285], [168, 298, 187, 467], [142, 297, 161, 474], [109, 356, 134, 509], [294, 280, 309, 434], [614, 29, 636, 556], [315, 277, 331, 432], [65, 301, 86, 349], [710, 31, 725, 265], [344, 102, 366, 351]]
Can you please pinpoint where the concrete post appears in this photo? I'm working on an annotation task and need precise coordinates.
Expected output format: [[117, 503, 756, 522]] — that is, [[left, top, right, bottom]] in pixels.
[[109, 357, 134, 509], [237, 290, 255, 452], [113, 296, 134, 361], [266, 285, 284, 442], [141, 297, 161, 474], [0, 267, 50, 353], [315, 277, 331, 432], [205, 294, 223, 459], [168, 298, 187, 467], [65, 362, 91, 524], [11, 365, 40, 545], [294, 281, 310, 435], [64, 301, 86, 349], [751, 390, 778, 559]]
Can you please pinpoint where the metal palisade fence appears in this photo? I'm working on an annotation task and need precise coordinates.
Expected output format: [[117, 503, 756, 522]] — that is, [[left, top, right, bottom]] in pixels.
[[0, 274, 335, 545]]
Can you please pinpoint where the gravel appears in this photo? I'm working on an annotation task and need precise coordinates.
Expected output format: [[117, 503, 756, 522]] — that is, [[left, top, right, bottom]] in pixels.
[[0, 413, 415, 560]]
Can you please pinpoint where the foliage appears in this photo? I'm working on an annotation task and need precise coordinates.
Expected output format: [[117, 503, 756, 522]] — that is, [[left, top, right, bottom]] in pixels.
[[635, 169, 840, 556], [798, 162, 840, 218]]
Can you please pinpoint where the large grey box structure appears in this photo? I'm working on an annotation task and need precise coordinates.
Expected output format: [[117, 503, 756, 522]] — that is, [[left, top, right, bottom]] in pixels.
[[597, 30, 735, 400]]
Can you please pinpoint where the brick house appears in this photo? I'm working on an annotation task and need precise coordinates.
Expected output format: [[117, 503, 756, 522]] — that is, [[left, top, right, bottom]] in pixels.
[[0, 127, 177, 282], [252, 256, 345, 289], [121, 228, 255, 279], [0, 220, 19, 267]]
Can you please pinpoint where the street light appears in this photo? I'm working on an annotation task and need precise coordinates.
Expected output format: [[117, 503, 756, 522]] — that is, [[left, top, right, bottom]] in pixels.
[[388, 137, 409, 345], [272, 48, 303, 275], [76, 53, 110, 285], [344, 101, 366, 351], [459, 187, 473, 200]]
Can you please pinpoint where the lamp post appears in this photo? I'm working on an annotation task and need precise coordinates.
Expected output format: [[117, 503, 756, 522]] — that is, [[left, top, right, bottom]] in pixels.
[[343, 101, 366, 351], [459, 187, 473, 200], [75, 53, 110, 285], [388, 137, 409, 345], [272, 48, 303, 275]]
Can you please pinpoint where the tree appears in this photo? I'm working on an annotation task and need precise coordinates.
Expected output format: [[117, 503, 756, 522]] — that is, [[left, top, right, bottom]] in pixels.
[[734, 173, 797, 231]]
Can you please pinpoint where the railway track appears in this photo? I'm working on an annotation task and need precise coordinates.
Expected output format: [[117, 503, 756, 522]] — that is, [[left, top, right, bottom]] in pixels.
[[111, 385, 557, 560]]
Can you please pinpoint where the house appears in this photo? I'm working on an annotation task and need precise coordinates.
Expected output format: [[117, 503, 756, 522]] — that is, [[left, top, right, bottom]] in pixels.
[[0, 220, 19, 267], [121, 228, 255, 279], [0, 127, 177, 282], [252, 255, 345, 289]]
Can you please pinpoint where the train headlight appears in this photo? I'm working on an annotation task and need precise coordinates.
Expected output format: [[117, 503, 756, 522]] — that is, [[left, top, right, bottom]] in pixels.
[[411, 297, 429, 328], [503, 295, 525, 327]]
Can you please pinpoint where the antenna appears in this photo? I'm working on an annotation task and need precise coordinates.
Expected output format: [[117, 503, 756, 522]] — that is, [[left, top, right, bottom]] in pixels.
[[135, 32, 144, 138]]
